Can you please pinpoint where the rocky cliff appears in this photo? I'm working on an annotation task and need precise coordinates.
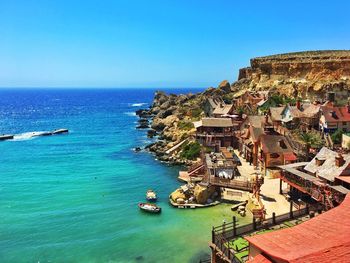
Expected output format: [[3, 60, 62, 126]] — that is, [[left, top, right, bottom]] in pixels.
[[137, 50, 350, 165], [235, 50, 350, 101]]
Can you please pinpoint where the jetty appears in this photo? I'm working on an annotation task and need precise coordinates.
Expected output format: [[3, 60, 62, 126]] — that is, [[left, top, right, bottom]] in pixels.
[[0, 129, 69, 141], [169, 197, 220, 208], [52, 128, 69, 135], [0, 134, 14, 141]]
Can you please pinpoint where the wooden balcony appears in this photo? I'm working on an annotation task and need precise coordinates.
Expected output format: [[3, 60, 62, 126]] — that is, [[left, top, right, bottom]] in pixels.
[[196, 132, 236, 138], [207, 176, 254, 192]]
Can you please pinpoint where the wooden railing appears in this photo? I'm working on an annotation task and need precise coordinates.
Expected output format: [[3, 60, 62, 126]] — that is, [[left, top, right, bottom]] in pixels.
[[211, 207, 310, 262], [196, 132, 236, 137], [208, 177, 254, 192]]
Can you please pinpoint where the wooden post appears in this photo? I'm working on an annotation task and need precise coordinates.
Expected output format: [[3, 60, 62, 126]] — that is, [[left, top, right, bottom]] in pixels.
[[279, 178, 283, 194], [233, 216, 237, 237], [211, 227, 215, 243], [253, 217, 257, 230], [272, 212, 276, 225], [290, 201, 293, 219]]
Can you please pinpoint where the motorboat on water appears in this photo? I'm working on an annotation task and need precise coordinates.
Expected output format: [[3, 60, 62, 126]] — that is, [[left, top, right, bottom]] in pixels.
[[146, 189, 157, 201], [138, 203, 161, 213]]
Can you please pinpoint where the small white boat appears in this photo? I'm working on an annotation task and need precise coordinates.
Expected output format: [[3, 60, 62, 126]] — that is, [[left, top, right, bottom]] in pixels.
[[138, 203, 161, 213], [146, 189, 157, 201]]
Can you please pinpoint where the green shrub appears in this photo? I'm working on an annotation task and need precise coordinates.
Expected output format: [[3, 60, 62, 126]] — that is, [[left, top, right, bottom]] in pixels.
[[331, 129, 344, 144], [298, 131, 323, 149], [178, 120, 194, 130], [180, 141, 201, 160], [191, 108, 202, 118]]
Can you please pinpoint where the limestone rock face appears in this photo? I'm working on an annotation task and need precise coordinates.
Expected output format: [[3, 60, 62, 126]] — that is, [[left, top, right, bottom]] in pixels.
[[218, 80, 231, 93], [236, 50, 350, 101], [193, 185, 216, 204], [170, 189, 186, 203]]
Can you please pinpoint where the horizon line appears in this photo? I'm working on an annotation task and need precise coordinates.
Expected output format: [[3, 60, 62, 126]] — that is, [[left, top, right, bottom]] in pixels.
[[0, 86, 210, 91]]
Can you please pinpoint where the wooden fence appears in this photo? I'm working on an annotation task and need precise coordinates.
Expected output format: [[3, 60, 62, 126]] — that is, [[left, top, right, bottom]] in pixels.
[[211, 206, 311, 262]]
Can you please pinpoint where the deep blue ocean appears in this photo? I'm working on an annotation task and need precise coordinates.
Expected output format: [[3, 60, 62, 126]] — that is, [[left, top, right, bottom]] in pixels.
[[0, 88, 241, 263]]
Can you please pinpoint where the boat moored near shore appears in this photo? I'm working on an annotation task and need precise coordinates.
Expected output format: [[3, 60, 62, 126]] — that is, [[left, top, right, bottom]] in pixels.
[[138, 203, 161, 213], [146, 189, 157, 201]]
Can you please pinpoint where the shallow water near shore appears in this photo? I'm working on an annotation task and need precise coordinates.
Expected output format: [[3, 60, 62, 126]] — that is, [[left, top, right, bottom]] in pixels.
[[0, 88, 250, 263]]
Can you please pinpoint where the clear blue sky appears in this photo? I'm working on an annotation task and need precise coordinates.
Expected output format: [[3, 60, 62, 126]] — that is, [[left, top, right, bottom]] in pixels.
[[0, 0, 349, 88]]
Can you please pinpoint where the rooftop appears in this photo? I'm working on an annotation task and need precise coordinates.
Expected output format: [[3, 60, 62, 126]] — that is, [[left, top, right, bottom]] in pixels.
[[304, 147, 350, 182], [320, 105, 350, 123], [260, 135, 293, 154], [246, 194, 350, 263], [212, 104, 234, 115], [194, 118, 233, 128], [269, 107, 285, 122]]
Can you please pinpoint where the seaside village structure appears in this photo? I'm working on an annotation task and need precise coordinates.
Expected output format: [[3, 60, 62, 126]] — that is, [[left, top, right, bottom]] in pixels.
[[167, 89, 350, 262]]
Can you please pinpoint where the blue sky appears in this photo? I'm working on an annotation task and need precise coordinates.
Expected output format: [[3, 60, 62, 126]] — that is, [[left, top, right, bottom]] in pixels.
[[0, 0, 349, 88]]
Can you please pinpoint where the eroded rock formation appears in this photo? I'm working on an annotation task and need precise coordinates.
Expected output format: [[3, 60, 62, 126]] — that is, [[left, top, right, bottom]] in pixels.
[[235, 50, 350, 101]]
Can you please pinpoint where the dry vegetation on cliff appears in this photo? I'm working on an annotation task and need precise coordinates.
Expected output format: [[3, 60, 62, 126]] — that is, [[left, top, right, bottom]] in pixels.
[[137, 50, 350, 165]]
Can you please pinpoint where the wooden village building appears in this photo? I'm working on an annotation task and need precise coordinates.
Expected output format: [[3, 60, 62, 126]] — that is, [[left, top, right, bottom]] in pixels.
[[258, 134, 296, 177], [212, 103, 235, 118], [278, 147, 350, 210], [233, 91, 269, 114], [319, 105, 350, 133], [203, 97, 224, 117], [193, 118, 240, 150]]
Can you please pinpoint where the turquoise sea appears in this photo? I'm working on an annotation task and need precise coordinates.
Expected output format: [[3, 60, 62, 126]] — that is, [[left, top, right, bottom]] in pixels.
[[0, 88, 247, 263]]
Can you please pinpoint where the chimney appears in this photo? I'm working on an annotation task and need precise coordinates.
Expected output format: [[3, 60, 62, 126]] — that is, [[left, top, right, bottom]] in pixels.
[[335, 154, 345, 167], [296, 100, 301, 110], [315, 157, 325, 166], [279, 139, 287, 149]]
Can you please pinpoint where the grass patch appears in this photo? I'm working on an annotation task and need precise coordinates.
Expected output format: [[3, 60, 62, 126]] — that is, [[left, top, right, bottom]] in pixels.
[[180, 141, 201, 160]]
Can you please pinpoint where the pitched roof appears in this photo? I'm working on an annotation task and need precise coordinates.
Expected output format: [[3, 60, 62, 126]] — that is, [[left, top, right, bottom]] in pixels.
[[269, 107, 285, 122], [260, 135, 293, 154], [198, 118, 233, 127], [301, 104, 321, 118], [321, 105, 350, 123], [247, 115, 272, 128], [304, 147, 350, 182], [245, 194, 350, 263], [213, 104, 233, 115], [281, 103, 319, 121], [206, 97, 223, 108], [249, 126, 263, 143]]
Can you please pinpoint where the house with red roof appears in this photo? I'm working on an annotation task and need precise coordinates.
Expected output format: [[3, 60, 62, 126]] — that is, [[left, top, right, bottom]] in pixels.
[[319, 105, 350, 133], [245, 194, 350, 262], [258, 134, 296, 177]]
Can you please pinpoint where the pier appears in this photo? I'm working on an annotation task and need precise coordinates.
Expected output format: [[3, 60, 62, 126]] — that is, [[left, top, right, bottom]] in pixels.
[[0, 134, 14, 141], [0, 129, 69, 141]]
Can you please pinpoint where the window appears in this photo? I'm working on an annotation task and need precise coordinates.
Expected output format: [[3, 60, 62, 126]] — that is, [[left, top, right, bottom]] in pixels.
[[343, 122, 347, 125]]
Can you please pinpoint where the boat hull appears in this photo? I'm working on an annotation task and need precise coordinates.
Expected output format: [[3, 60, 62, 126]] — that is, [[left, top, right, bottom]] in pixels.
[[138, 203, 161, 213]]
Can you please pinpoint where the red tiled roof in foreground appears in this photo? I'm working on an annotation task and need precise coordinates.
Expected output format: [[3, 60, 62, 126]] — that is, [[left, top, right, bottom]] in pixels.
[[245, 194, 350, 263]]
